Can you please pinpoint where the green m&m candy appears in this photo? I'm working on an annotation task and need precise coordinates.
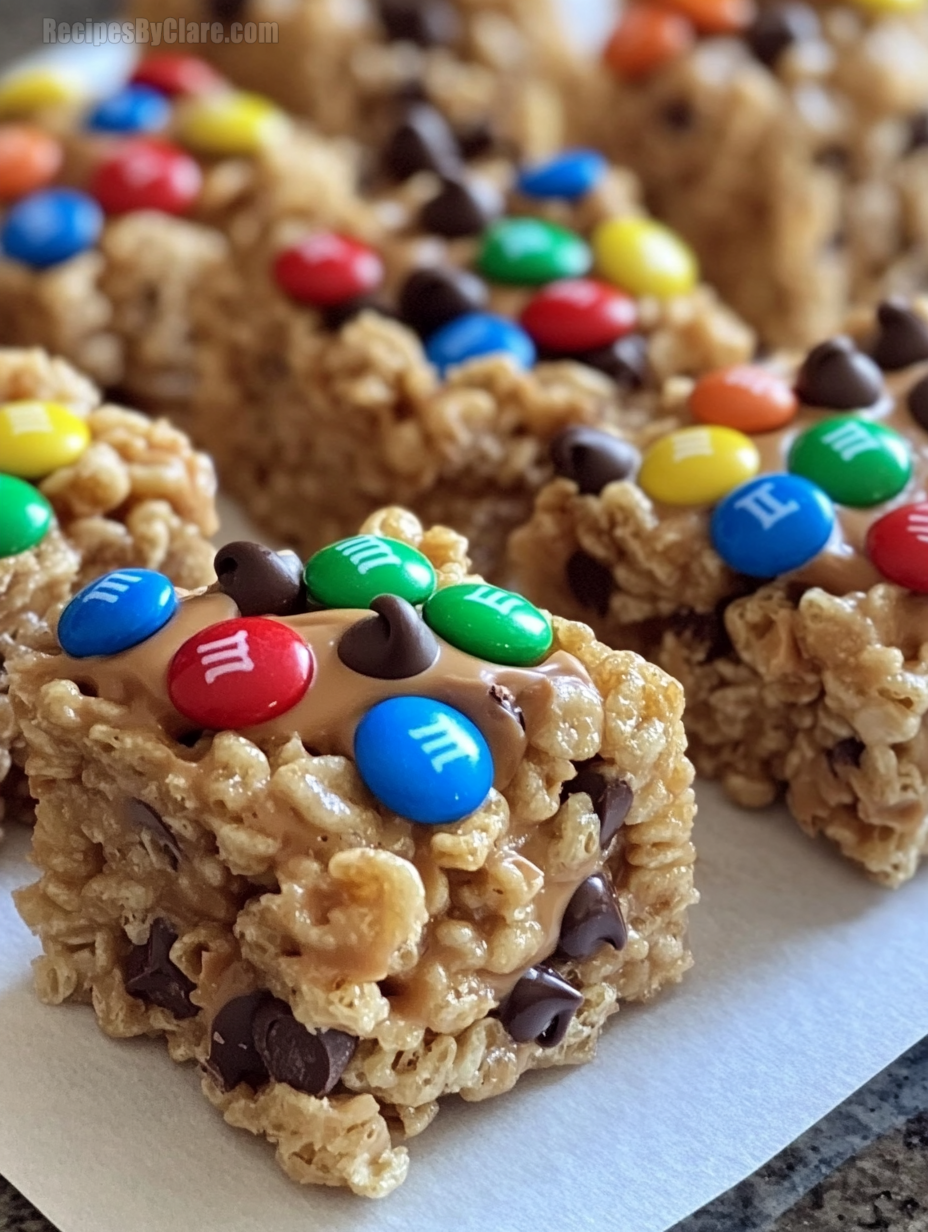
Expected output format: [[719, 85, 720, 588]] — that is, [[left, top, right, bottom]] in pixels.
[[424, 582, 553, 666], [0, 473, 53, 557], [477, 218, 591, 286], [304, 535, 437, 609], [788, 416, 912, 507]]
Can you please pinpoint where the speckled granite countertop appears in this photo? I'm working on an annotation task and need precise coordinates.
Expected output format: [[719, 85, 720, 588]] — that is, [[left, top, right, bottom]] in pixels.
[[0, 1, 926, 1228]]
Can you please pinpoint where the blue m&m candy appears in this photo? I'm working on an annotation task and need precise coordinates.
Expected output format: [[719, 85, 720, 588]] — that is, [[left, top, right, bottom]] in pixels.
[[1, 188, 103, 268], [354, 696, 494, 826], [711, 474, 835, 578], [516, 148, 607, 202], [86, 84, 171, 135], [425, 312, 536, 376], [58, 568, 177, 658]]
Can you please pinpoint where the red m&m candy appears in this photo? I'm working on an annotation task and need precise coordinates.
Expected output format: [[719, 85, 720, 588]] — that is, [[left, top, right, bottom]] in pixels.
[[689, 365, 797, 434], [131, 54, 225, 98], [274, 233, 384, 307], [866, 502, 928, 592], [519, 279, 637, 354], [90, 139, 202, 216], [168, 617, 314, 730]]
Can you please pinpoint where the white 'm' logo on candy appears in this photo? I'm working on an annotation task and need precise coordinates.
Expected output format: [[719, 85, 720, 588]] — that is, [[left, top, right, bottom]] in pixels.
[[463, 585, 520, 617], [906, 511, 928, 544], [733, 482, 800, 532], [409, 715, 472, 773], [821, 421, 878, 463], [336, 536, 401, 575], [85, 572, 143, 604], [6, 403, 53, 435], [197, 629, 255, 684], [672, 430, 714, 462]]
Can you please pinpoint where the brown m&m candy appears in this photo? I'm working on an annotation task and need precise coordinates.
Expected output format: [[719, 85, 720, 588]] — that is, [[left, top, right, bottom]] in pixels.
[[398, 266, 489, 336]]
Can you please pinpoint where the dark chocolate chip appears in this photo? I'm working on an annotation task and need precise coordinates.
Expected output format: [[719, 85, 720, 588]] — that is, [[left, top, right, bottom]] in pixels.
[[907, 111, 928, 154], [419, 175, 503, 238], [814, 145, 850, 172], [382, 104, 461, 181], [321, 296, 400, 332], [252, 998, 357, 1096], [550, 426, 640, 495], [124, 919, 197, 1020], [869, 299, 928, 371], [338, 595, 440, 679], [577, 334, 650, 390], [214, 541, 305, 617], [829, 737, 865, 768], [456, 119, 498, 161], [497, 965, 582, 1048], [124, 797, 181, 868], [489, 682, 525, 730], [557, 873, 627, 961], [795, 336, 884, 409], [561, 764, 632, 848], [661, 99, 695, 131], [908, 373, 928, 431], [670, 605, 734, 662], [745, 2, 819, 68], [565, 550, 614, 617], [398, 265, 488, 337], [377, 0, 461, 47], [209, 0, 246, 20], [205, 992, 271, 1092]]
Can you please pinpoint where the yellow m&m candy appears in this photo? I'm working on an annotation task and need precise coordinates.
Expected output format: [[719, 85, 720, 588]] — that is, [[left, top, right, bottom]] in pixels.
[[0, 71, 83, 118], [639, 425, 759, 505], [593, 216, 698, 298], [176, 91, 289, 156], [0, 401, 90, 479], [852, 0, 923, 12]]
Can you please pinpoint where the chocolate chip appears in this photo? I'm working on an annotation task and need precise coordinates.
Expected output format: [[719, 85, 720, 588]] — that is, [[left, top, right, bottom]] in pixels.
[[338, 595, 440, 679], [419, 175, 503, 238], [456, 119, 498, 161], [252, 999, 357, 1096], [382, 104, 461, 181], [398, 265, 488, 336], [869, 299, 928, 371], [577, 334, 650, 390], [124, 919, 197, 1020], [557, 873, 627, 961], [124, 797, 181, 868], [215, 541, 305, 617], [561, 763, 632, 847], [814, 145, 850, 172], [745, 2, 819, 67], [565, 550, 614, 616], [205, 992, 271, 1092], [497, 965, 582, 1048], [795, 336, 884, 409], [908, 373, 928, 431], [661, 99, 695, 131], [378, 0, 461, 47], [907, 111, 928, 154], [321, 296, 400, 332], [550, 426, 640, 495], [209, 0, 246, 20], [670, 605, 734, 661], [829, 737, 864, 768]]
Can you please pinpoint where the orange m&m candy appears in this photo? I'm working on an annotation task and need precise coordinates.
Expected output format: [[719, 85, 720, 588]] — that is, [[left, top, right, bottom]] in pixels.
[[689, 365, 798, 434], [604, 7, 695, 81], [663, 0, 756, 34], [0, 124, 62, 203]]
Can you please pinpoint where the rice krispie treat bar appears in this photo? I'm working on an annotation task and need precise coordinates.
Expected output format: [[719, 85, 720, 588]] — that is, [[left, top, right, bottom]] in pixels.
[[509, 297, 928, 886], [591, 0, 928, 348], [11, 510, 696, 1196], [0, 346, 217, 829]]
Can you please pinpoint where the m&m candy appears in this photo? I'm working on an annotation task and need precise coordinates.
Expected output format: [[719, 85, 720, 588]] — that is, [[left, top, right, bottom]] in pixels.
[[168, 617, 314, 730], [0, 401, 90, 479], [0, 125, 62, 202], [516, 149, 607, 202], [592, 216, 698, 298], [1, 188, 103, 268], [131, 55, 225, 98], [665, 0, 754, 34], [58, 569, 178, 658], [354, 696, 493, 825], [177, 92, 288, 156], [478, 218, 591, 285], [0, 70, 82, 118], [788, 416, 912, 507], [86, 84, 172, 135], [90, 140, 203, 216], [866, 503, 928, 592], [638, 425, 760, 505], [0, 473, 53, 557], [305, 535, 437, 609], [274, 234, 384, 307], [425, 312, 536, 375], [711, 475, 835, 577], [520, 280, 637, 354], [424, 583, 553, 666], [689, 365, 798, 433], [604, 8, 694, 81]]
